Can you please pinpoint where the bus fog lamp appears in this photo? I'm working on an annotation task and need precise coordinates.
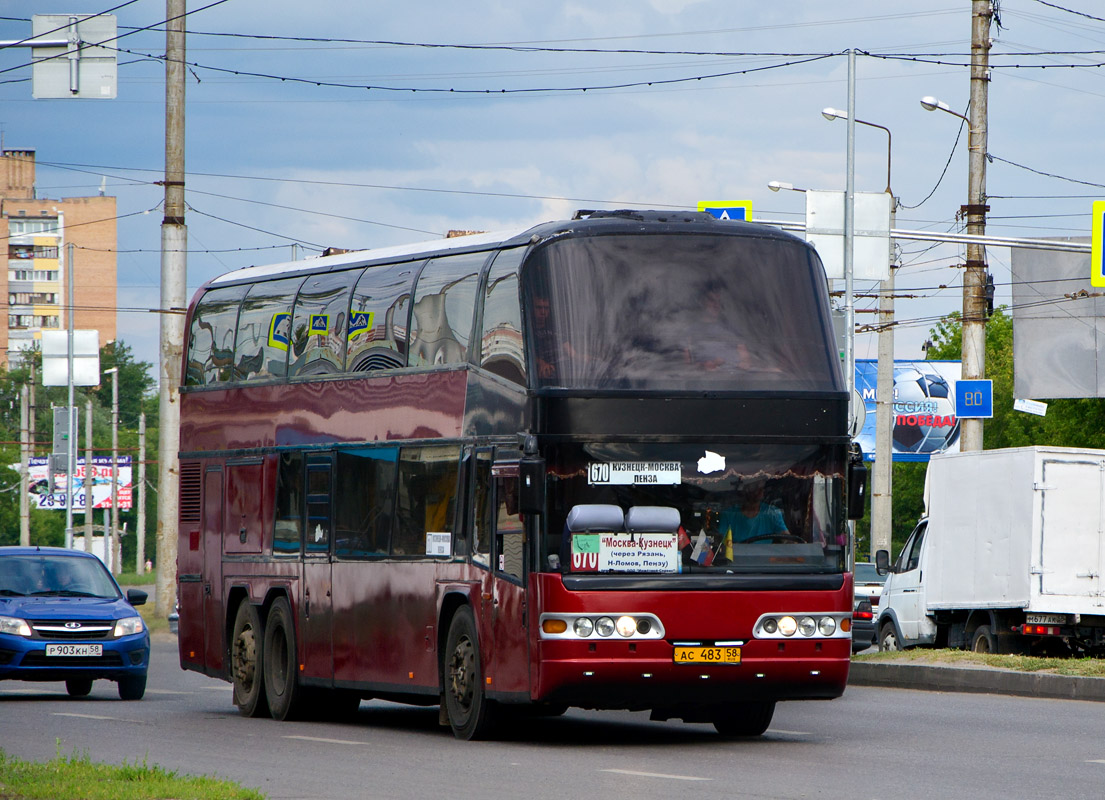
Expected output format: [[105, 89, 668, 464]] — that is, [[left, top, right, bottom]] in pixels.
[[798, 616, 817, 637], [818, 617, 837, 636], [573, 617, 594, 637], [595, 617, 616, 637], [778, 616, 797, 636], [615, 616, 636, 637], [761, 617, 779, 634], [636, 618, 652, 635]]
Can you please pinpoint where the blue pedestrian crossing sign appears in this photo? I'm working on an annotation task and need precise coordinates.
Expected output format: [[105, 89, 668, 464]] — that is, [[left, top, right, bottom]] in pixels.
[[955, 379, 993, 419], [697, 201, 752, 222], [1093, 200, 1105, 287]]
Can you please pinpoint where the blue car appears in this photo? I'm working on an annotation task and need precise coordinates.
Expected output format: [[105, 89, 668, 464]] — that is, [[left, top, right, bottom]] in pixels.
[[0, 546, 150, 700]]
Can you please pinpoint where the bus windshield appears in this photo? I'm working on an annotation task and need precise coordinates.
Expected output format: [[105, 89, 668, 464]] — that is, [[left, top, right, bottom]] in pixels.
[[543, 442, 847, 576], [524, 232, 841, 392]]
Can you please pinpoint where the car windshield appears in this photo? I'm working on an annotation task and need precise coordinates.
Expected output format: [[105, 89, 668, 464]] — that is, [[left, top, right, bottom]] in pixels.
[[854, 563, 886, 584], [0, 554, 120, 598]]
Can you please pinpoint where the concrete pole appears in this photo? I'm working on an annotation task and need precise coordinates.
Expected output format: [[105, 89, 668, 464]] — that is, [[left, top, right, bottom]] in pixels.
[[137, 412, 146, 574], [960, 0, 991, 452], [84, 400, 93, 552], [843, 49, 856, 411], [156, 0, 187, 618], [65, 243, 76, 549], [871, 201, 896, 562], [20, 384, 29, 546], [111, 370, 119, 573]]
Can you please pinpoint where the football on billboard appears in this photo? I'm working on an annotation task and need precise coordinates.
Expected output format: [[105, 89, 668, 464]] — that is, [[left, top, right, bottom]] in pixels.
[[892, 367, 960, 454]]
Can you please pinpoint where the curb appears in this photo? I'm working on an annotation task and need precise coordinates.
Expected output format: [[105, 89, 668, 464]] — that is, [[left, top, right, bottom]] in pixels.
[[849, 661, 1105, 703]]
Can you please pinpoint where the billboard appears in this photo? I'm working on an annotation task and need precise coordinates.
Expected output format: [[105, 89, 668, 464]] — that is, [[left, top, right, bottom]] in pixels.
[[20, 456, 133, 511], [854, 360, 962, 462]]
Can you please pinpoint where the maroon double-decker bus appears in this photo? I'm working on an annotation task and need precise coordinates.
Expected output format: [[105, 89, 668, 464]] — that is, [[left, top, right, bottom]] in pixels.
[[176, 210, 866, 739]]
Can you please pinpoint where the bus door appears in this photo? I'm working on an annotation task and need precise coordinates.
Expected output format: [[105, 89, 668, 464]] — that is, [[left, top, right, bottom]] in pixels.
[[487, 460, 529, 695], [301, 455, 333, 683]]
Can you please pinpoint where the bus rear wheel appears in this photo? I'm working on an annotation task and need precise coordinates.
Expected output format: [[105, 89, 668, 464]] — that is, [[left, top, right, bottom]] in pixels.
[[443, 606, 495, 740], [231, 601, 267, 717], [712, 701, 775, 737], [264, 597, 303, 721]]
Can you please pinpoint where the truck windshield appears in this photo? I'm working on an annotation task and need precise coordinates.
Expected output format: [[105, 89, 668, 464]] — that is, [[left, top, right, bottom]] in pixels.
[[542, 442, 847, 576], [523, 232, 841, 392]]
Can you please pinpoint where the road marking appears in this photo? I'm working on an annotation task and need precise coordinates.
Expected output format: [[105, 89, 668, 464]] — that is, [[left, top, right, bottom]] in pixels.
[[52, 712, 142, 723], [145, 689, 191, 695], [1087, 760, 1105, 764], [283, 735, 368, 746], [768, 729, 809, 736], [599, 769, 710, 782]]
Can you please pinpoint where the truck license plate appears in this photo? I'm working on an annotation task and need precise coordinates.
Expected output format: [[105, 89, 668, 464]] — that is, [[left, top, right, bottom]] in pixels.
[[1026, 613, 1066, 626], [46, 643, 102, 657], [673, 646, 740, 664]]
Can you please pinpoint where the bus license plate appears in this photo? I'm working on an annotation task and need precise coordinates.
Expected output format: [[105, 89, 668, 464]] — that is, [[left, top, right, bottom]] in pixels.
[[673, 646, 740, 665], [46, 644, 102, 657]]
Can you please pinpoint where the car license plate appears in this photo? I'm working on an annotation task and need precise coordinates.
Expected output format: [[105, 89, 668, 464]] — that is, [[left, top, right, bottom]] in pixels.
[[46, 643, 102, 657], [1026, 613, 1066, 626], [673, 646, 740, 664]]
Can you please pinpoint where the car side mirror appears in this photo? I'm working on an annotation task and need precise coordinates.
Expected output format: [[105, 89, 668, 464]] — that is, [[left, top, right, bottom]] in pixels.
[[518, 455, 546, 515], [875, 549, 892, 575], [127, 588, 148, 606], [847, 450, 868, 520]]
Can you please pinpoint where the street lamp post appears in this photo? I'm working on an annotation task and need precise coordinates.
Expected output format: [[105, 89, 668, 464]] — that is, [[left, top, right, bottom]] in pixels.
[[104, 366, 119, 573], [822, 106, 897, 562], [921, 95, 987, 453]]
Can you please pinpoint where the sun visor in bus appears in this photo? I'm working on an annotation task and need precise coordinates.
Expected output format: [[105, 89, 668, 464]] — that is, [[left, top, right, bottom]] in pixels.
[[625, 506, 680, 534], [566, 504, 624, 533]]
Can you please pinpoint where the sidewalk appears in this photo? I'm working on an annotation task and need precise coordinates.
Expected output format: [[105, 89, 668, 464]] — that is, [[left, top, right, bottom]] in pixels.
[[849, 659, 1105, 702]]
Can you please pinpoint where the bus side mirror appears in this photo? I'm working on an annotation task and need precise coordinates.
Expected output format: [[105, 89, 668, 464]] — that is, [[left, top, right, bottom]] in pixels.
[[519, 456, 546, 515], [847, 458, 868, 520], [875, 549, 892, 575]]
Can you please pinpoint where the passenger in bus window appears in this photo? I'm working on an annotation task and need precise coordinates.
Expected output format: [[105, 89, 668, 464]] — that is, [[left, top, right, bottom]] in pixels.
[[718, 477, 790, 544]]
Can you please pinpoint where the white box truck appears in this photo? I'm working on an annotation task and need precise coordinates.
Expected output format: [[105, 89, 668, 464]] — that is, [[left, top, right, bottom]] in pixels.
[[875, 446, 1105, 656]]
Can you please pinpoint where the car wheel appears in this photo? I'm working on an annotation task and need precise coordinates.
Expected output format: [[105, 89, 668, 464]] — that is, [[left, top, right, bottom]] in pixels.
[[879, 622, 901, 652], [971, 624, 996, 654], [263, 596, 303, 721], [65, 678, 93, 697], [712, 701, 775, 737], [442, 606, 495, 740], [118, 674, 146, 701], [231, 601, 268, 718]]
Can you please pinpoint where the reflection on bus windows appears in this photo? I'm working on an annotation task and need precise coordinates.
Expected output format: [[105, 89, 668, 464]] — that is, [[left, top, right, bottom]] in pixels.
[[273, 452, 302, 555], [289, 269, 360, 378], [393, 445, 460, 556], [186, 285, 246, 386], [408, 253, 484, 368], [233, 277, 304, 382], [334, 448, 397, 559], [495, 475, 523, 580]]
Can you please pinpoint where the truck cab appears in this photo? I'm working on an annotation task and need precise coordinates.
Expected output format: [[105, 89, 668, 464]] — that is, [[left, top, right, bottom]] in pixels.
[[875, 519, 937, 650]]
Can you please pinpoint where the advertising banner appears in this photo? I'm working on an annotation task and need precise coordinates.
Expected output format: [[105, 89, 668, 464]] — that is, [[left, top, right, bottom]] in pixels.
[[854, 360, 962, 462], [19, 456, 133, 511]]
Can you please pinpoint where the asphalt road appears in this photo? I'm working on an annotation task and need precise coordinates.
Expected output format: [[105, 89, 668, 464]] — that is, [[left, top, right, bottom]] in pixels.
[[3, 633, 1105, 800]]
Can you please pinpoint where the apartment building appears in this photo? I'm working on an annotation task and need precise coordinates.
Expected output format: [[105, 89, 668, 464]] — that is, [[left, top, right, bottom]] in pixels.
[[0, 148, 116, 367]]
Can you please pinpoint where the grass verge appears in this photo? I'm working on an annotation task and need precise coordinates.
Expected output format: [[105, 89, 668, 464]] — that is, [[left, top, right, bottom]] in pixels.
[[854, 648, 1105, 677], [0, 745, 264, 800]]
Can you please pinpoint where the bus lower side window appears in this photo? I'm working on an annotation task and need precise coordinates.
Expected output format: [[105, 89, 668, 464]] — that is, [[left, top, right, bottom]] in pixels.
[[473, 453, 492, 566], [495, 476, 523, 579], [334, 449, 397, 558], [274, 453, 303, 554], [393, 445, 460, 556]]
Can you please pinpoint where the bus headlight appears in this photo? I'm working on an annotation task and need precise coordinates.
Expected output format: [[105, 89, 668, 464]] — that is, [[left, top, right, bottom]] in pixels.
[[595, 617, 616, 637], [761, 617, 778, 634], [798, 616, 817, 637], [615, 616, 636, 637], [777, 616, 797, 636], [573, 617, 594, 637], [818, 616, 837, 636]]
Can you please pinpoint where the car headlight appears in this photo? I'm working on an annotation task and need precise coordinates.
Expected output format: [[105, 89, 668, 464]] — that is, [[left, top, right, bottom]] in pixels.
[[114, 616, 145, 637], [0, 615, 31, 637]]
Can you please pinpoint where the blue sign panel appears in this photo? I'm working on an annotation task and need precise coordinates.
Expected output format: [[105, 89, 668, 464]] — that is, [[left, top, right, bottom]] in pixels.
[[854, 359, 963, 462], [955, 379, 993, 419]]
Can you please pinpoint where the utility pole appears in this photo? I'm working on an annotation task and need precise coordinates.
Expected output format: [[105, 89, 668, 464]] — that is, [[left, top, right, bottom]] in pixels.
[[157, 0, 187, 618], [961, 0, 992, 452], [20, 385, 29, 546], [84, 400, 93, 551], [137, 412, 146, 574], [872, 200, 897, 561]]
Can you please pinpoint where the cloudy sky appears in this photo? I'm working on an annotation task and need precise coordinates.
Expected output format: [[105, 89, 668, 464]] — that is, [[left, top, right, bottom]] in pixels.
[[2, 1, 1101, 372]]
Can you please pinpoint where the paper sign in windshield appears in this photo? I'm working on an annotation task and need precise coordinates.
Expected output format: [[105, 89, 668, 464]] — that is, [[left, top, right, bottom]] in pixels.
[[570, 533, 679, 573], [587, 461, 681, 485]]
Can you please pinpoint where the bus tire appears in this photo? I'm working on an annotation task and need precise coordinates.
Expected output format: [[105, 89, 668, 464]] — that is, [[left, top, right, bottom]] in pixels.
[[443, 606, 495, 740], [231, 601, 268, 718], [263, 597, 303, 721], [712, 701, 775, 737]]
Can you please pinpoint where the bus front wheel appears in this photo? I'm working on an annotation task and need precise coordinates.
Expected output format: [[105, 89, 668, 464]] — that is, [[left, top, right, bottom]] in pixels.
[[264, 597, 303, 721], [443, 606, 495, 740], [712, 701, 775, 737], [231, 601, 267, 717]]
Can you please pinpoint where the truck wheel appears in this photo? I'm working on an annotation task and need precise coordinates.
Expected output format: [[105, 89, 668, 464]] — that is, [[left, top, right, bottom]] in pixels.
[[712, 701, 775, 737], [442, 606, 495, 740], [971, 625, 996, 654], [879, 622, 901, 652], [231, 601, 268, 717]]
